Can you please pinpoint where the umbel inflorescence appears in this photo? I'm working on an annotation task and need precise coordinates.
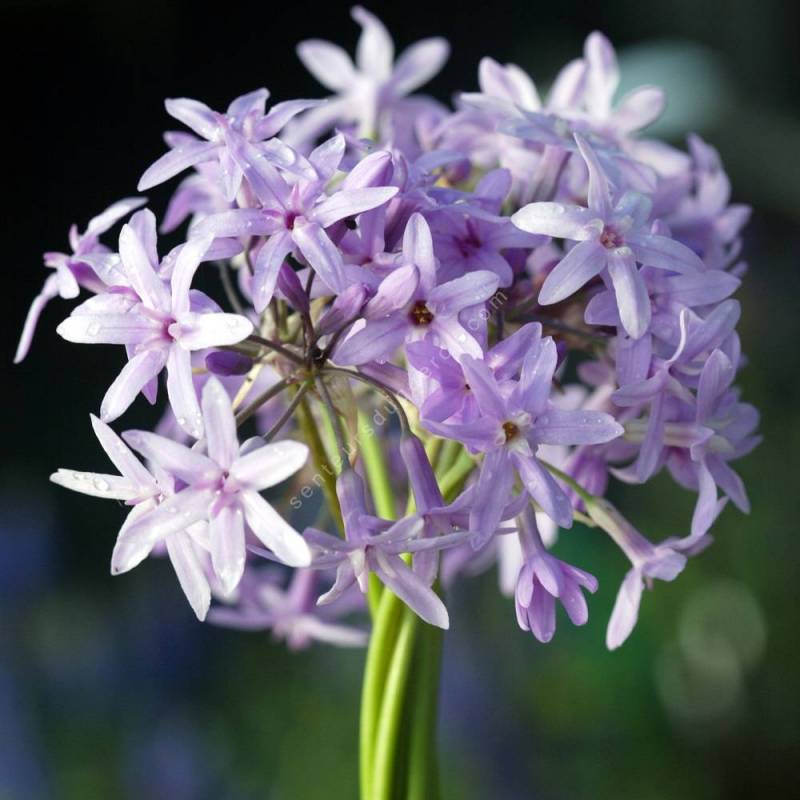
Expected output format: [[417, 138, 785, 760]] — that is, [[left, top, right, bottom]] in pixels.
[[20, 8, 759, 651]]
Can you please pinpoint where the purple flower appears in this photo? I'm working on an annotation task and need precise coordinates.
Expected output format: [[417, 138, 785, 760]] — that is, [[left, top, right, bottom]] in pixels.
[[195, 135, 397, 310], [138, 89, 318, 199], [579, 32, 666, 138], [51, 415, 214, 620], [334, 213, 500, 364], [424, 324, 623, 544], [514, 507, 598, 643], [57, 209, 253, 434], [613, 301, 741, 489], [209, 568, 368, 649], [15, 197, 145, 363], [512, 134, 703, 338], [111, 377, 311, 597], [429, 169, 544, 286], [306, 470, 466, 628], [593, 500, 715, 649], [286, 6, 449, 146]]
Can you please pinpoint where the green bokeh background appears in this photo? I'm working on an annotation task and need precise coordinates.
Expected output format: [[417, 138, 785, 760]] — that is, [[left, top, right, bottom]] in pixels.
[[1, 1, 797, 797]]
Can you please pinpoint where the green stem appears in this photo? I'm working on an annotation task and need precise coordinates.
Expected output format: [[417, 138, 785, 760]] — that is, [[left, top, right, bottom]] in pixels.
[[296, 395, 342, 532], [371, 608, 419, 800], [360, 588, 404, 799], [358, 409, 397, 616], [406, 617, 443, 800], [439, 448, 477, 502]]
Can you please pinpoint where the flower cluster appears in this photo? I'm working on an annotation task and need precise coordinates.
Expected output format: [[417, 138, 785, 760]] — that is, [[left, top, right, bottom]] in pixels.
[[23, 8, 758, 650]]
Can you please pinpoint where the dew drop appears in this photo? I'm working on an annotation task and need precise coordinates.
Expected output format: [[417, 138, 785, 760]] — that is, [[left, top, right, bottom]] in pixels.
[[93, 478, 110, 492], [87, 321, 101, 336]]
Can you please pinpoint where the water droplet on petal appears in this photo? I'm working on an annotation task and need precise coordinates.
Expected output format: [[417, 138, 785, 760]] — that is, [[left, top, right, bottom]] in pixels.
[[93, 478, 110, 492], [87, 321, 101, 336]]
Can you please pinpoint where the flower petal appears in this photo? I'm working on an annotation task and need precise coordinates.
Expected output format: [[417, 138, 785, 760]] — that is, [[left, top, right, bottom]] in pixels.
[[100, 348, 168, 423], [210, 503, 246, 596], [231, 439, 308, 491], [241, 490, 311, 567], [166, 530, 211, 620], [538, 240, 606, 305]]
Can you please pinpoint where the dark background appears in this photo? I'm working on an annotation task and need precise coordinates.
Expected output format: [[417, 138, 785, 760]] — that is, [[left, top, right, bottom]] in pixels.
[[1, 1, 798, 797]]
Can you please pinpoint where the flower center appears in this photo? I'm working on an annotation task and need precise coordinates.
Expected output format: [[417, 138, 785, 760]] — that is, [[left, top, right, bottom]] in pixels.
[[409, 300, 435, 326], [502, 421, 520, 442], [599, 226, 624, 249]]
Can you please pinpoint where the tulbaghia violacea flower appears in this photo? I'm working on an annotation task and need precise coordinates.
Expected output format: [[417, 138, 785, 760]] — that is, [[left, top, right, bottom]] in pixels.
[[56, 210, 253, 435], [20, 20, 763, 795], [335, 213, 500, 364], [424, 324, 623, 545], [588, 498, 717, 649], [305, 470, 468, 628], [196, 134, 398, 310], [514, 507, 598, 642], [138, 89, 319, 200], [286, 5, 449, 146], [15, 197, 146, 363], [51, 415, 214, 620], [209, 567, 368, 649], [112, 378, 311, 596], [512, 134, 703, 338]]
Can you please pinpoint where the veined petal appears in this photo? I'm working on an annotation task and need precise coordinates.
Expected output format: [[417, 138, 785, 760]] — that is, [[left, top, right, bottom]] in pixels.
[[122, 429, 217, 484], [313, 187, 399, 228], [241, 490, 311, 567], [166, 346, 204, 438], [165, 530, 211, 620], [575, 133, 612, 218], [403, 213, 437, 295], [373, 550, 449, 628], [511, 202, 599, 240], [165, 97, 218, 139], [512, 452, 573, 529], [470, 448, 514, 548], [118, 222, 170, 311], [170, 235, 214, 316], [90, 414, 157, 489], [428, 271, 499, 317], [57, 312, 160, 345], [516, 337, 557, 414], [230, 440, 308, 491], [138, 140, 219, 191], [365, 264, 419, 319], [255, 99, 322, 139], [538, 240, 606, 305], [606, 568, 644, 650], [252, 230, 294, 312], [50, 469, 139, 500], [334, 315, 408, 365], [210, 503, 246, 596], [100, 348, 168, 423], [607, 248, 651, 339], [628, 233, 704, 274], [292, 221, 347, 294], [14, 274, 61, 363], [533, 408, 623, 445], [459, 356, 505, 418], [173, 311, 253, 350], [85, 197, 147, 239], [112, 488, 213, 573], [201, 377, 238, 469]]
